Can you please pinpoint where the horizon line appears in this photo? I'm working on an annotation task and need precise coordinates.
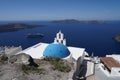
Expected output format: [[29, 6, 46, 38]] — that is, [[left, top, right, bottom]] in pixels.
[[0, 19, 120, 21]]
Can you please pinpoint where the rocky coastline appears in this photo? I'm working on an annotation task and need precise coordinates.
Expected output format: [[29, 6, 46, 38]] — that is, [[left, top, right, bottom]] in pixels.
[[0, 23, 45, 33], [114, 34, 120, 42]]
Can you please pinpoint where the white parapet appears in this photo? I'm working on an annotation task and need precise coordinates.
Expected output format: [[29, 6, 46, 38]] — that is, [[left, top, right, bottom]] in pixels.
[[111, 67, 120, 76]]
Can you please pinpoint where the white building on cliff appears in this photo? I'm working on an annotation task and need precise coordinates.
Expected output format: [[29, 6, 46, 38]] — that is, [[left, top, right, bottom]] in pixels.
[[94, 54, 120, 80]]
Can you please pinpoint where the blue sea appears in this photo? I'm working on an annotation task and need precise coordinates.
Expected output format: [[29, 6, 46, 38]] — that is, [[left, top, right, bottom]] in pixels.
[[0, 21, 120, 56]]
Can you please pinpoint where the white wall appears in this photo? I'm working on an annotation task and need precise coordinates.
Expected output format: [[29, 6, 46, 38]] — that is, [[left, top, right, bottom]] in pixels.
[[111, 67, 120, 76]]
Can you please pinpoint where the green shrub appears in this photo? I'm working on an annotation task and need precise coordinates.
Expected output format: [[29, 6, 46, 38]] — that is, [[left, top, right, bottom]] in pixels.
[[44, 57, 60, 62], [0, 55, 8, 62], [21, 65, 44, 74], [52, 60, 71, 72], [44, 57, 71, 72]]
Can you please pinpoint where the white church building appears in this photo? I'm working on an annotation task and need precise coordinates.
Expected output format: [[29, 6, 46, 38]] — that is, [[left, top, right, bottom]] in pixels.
[[19, 31, 88, 61]]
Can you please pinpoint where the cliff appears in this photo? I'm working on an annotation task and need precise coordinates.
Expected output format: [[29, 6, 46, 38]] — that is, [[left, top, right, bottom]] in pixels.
[[0, 55, 73, 80]]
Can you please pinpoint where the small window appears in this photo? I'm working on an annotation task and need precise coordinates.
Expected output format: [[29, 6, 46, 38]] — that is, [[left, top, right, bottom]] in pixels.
[[59, 34, 61, 38]]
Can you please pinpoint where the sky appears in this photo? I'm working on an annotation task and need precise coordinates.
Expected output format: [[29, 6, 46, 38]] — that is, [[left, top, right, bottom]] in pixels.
[[0, 0, 120, 21]]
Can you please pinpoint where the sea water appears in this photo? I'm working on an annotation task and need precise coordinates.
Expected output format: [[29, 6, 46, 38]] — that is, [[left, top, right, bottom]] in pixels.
[[0, 21, 120, 56]]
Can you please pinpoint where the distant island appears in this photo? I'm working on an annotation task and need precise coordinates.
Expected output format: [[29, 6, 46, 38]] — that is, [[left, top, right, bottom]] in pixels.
[[52, 19, 105, 24], [0, 23, 44, 33], [27, 33, 44, 38], [114, 34, 120, 42]]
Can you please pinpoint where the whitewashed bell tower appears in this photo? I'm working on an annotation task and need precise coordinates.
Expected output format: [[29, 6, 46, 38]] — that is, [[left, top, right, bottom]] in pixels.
[[54, 30, 66, 45]]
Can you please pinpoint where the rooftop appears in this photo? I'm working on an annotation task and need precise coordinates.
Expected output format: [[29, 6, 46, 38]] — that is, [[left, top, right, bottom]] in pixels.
[[106, 54, 120, 64], [18, 43, 48, 59], [18, 42, 85, 60], [100, 57, 120, 71]]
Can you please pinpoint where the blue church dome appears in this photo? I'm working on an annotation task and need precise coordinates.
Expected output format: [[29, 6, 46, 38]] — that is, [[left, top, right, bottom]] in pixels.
[[43, 43, 70, 58]]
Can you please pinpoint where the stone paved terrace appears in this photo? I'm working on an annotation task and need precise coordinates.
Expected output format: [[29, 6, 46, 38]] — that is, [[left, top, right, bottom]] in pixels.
[[86, 75, 100, 80]]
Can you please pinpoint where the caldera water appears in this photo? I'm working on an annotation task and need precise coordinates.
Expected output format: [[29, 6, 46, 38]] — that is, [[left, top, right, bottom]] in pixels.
[[0, 21, 120, 56]]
